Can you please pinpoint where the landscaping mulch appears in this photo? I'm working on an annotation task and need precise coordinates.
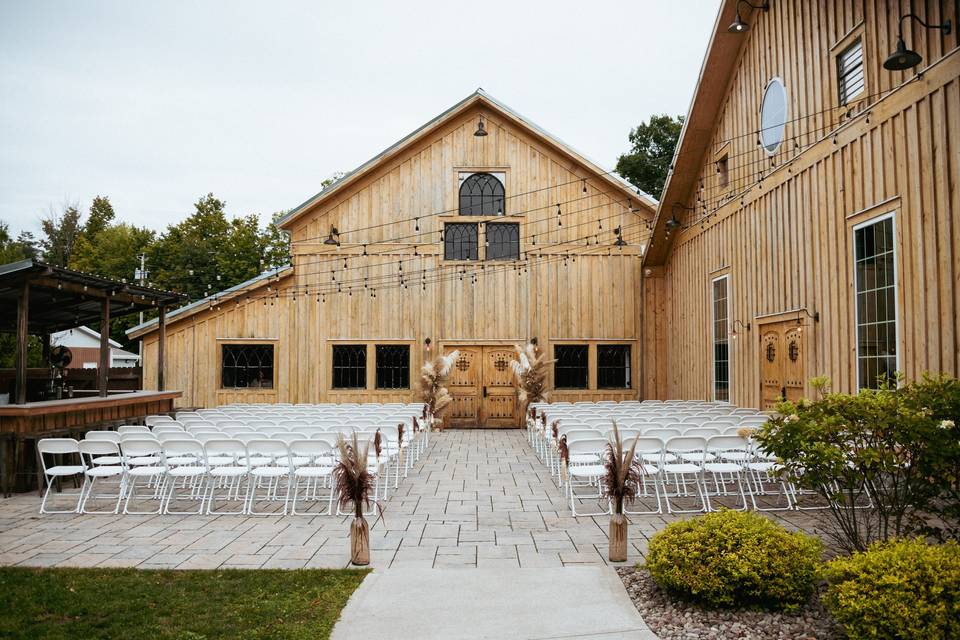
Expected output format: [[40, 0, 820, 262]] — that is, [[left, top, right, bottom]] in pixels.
[[617, 567, 841, 640]]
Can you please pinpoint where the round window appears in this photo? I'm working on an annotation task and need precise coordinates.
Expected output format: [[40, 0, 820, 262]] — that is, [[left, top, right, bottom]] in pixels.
[[760, 78, 787, 154]]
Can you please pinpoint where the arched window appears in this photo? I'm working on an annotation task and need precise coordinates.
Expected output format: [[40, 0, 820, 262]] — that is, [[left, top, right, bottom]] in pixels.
[[222, 344, 274, 389], [459, 173, 505, 216]]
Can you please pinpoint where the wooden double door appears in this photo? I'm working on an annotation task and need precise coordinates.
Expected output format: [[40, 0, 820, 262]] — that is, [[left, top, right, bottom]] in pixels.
[[446, 345, 519, 428], [759, 319, 807, 410]]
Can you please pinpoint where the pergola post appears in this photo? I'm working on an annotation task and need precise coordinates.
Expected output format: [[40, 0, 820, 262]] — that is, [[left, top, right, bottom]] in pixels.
[[14, 282, 29, 404], [157, 306, 166, 391], [98, 297, 110, 397]]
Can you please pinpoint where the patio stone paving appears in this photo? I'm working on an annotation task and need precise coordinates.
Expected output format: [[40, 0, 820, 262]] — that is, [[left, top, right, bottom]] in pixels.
[[0, 429, 827, 570]]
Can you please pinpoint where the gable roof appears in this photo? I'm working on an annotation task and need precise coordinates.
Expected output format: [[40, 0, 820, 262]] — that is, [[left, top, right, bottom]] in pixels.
[[51, 325, 122, 349], [277, 89, 657, 229], [643, 0, 748, 266]]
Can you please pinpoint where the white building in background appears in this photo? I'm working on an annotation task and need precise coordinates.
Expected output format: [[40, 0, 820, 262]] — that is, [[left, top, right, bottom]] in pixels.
[[50, 326, 140, 369]]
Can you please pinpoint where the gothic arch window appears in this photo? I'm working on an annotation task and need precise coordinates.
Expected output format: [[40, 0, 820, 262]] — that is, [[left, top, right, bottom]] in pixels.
[[222, 344, 274, 389], [459, 172, 505, 216], [444, 223, 479, 260]]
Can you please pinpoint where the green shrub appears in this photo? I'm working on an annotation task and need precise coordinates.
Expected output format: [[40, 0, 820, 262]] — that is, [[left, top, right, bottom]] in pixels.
[[646, 510, 823, 612], [824, 539, 960, 640], [755, 373, 960, 551]]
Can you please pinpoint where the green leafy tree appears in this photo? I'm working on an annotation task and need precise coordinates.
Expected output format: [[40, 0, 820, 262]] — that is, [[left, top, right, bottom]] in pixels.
[[83, 195, 116, 238], [39, 203, 84, 266], [0, 223, 44, 367], [615, 114, 685, 199], [262, 212, 291, 269]]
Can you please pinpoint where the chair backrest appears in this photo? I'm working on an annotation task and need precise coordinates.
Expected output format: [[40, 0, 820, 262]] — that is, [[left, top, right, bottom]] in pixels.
[[273, 432, 308, 444], [204, 439, 247, 461], [682, 427, 721, 437], [37, 437, 80, 455], [607, 428, 641, 442], [645, 428, 682, 440], [631, 436, 666, 456], [246, 440, 293, 468], [706, 435, 750, 455], [153, 425, 186, 434], [289, 439, 334, 460], [121, 438, 163, 458], [118, 425, 152, 435], [157, 432, 196, 443], [85, 430, 121, 443], [79, 439, 121, 463], [566, 438, 608, 458], [563, 429, 602, 443], [664, 436, 708, 459], [161, 439, 205, 465]]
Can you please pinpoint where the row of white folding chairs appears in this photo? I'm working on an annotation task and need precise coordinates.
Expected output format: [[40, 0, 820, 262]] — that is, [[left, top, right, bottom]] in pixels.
[[543, 425, 752, 481], [107, 424, 421, 481], [562, 435, 790, 516], [37, 436, 394, 516]]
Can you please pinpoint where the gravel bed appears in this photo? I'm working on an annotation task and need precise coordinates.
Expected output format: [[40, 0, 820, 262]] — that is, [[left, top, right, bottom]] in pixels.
[[618, 567, 841, 640]]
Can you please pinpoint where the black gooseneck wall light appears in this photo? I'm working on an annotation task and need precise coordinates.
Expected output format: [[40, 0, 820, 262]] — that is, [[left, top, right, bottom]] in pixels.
[[883, 11, 951, 71], [727, 0, 770, 34]]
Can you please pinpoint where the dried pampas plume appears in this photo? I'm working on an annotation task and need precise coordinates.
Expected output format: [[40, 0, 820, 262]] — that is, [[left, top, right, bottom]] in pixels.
[[419, 349, 460, 425], [510, 342, 555, 408]]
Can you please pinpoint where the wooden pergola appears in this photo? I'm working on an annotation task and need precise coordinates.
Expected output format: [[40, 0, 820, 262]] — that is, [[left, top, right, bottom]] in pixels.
[[0, 259, 185, 403]]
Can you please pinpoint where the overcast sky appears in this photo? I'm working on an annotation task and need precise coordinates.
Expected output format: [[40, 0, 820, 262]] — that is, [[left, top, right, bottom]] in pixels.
[[0, 1, 720, 236]]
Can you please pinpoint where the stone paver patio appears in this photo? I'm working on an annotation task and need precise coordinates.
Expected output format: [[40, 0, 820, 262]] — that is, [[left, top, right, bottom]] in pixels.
[[0, 429, 825, 570]]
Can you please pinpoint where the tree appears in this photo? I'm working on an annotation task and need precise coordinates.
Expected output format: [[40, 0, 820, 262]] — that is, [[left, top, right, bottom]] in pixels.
[[261, 212, 291, 269], [615, 114, 685, 199], [39, 203, 84, 267], [83, 195, 116, 238]]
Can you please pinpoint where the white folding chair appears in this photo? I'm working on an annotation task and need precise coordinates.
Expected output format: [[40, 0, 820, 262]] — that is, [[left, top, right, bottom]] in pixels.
[[661, 436, 709, 514], [122, 439, 167, 515], [204, 439, 250, 514], [245, 440, 294, 515], [37, 438, 85, 514], [566, 438, 610, 517], [290, 440, 336, 515], [160, 440, 207, 515], [703, 435, 750, 511], [77, 440, 125, 514]]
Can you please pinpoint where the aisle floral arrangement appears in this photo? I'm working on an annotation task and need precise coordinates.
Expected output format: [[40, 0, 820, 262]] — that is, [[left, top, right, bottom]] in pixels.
[[418, 349, 459, 431]]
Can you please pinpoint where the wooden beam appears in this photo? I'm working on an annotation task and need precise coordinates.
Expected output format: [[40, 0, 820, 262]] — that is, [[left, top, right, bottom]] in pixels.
[[15, 282, 29, 404], [98, 297, 110, 397], [157, 306, 166, 391]]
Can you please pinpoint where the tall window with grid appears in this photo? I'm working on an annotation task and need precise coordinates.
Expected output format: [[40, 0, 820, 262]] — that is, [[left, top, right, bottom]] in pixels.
[[712, 276, 730, 402], [444, 223, 479, 260], [854, 215, 897, 389], [597, 345, 631, 389], [332, 344, 367, 389], [375, 344, 410, 389], [554, 345, 588, 389]]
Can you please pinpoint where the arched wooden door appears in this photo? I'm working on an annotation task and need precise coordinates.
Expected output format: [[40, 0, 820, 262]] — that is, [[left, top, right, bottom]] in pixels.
[[759, 320, 807, 410], [445, 344, 519, 427]]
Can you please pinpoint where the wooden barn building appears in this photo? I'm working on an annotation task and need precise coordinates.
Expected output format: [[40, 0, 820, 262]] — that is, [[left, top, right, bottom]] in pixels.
[[641, 0, 959, 408], [133, 0, 960, 419], [130, 91, 657, 425]]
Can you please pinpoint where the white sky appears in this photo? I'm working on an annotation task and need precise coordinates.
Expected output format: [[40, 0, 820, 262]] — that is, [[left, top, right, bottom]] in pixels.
[[0, 0, 720, 236]]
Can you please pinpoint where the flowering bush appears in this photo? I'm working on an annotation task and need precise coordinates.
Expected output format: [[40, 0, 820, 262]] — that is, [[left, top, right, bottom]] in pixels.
[[755, 374, 960, 551]]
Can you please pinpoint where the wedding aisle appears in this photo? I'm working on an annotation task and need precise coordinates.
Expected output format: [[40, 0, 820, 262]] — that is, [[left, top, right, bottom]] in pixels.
[[330, 566, 657, 640]]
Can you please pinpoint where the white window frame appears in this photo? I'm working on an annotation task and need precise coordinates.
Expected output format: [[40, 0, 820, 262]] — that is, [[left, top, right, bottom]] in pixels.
[[711, 275, 732, 402], [852, 211, 900, 390], [760, 77, 788, 156]]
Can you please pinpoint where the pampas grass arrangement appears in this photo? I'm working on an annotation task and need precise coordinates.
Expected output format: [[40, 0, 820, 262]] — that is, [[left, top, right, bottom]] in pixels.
[[603, 421, 641, 562], [335, 433, 375, 565], [419, 350, 459, 431], [510, 342, 555, 409]]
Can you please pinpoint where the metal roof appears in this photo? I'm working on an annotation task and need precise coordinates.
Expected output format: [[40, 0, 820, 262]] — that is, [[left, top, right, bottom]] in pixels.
[[0, 259, 186, 335]]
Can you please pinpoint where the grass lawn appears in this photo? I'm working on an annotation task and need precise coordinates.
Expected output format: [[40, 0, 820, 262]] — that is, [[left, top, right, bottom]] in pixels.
[[0, 566, 369, 640]]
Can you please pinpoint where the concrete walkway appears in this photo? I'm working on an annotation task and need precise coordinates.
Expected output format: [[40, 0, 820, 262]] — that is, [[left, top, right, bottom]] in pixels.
[[331, 567, 658, 640]]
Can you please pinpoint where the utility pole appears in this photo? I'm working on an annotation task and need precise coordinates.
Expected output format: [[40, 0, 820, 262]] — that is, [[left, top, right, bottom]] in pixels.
[[134, 253, 149, 365]]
